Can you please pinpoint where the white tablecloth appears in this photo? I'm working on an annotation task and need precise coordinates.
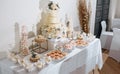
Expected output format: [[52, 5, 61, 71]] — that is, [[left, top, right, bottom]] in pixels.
[[0, 39, 103, 74]]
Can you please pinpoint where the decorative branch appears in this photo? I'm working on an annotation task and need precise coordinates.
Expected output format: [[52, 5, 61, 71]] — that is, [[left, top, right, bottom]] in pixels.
[[78, 0, 91, 34]]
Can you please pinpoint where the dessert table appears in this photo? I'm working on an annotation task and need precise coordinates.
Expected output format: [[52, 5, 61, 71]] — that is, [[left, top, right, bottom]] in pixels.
[[0, 38, 103, 74]]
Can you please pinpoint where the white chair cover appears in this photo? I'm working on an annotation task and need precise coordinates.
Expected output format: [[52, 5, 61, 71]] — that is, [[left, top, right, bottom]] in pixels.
[[101, 21, 107, 33], [112, 19, 120, 29], [100, 21, 113, 50], [109, 28, 120, 62]]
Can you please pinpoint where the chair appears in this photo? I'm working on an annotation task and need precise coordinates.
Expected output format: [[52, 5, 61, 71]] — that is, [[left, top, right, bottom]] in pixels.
[[109, 28, 120, 62], [100, 21, 113, 50], [111, 19, 120, 29]]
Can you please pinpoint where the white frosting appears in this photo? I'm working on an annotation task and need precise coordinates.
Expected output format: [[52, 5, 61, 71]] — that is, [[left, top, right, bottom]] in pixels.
[[46, 10, 60, 24], [41, 8, 62, 38]]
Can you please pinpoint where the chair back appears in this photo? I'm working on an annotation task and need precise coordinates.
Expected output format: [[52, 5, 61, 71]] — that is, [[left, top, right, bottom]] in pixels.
[[109, 28, 120, 62], [112, 19, 120, 29], [101, 21, 106, 33]]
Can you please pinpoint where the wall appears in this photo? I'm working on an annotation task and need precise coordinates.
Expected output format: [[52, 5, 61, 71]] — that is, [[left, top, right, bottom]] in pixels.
[[0, 0, 40, 51], [0, 0, 97, 52]]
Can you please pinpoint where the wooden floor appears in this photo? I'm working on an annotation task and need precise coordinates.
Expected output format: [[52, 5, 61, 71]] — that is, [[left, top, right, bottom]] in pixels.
[[89, 49, 120, 74]]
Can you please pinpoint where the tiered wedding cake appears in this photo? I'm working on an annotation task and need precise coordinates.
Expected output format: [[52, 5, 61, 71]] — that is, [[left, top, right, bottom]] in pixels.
[[40, 1, 62, 39]]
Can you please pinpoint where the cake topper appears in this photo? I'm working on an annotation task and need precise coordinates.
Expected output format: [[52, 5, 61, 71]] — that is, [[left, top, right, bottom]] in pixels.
[[48, 1, 59, 10]]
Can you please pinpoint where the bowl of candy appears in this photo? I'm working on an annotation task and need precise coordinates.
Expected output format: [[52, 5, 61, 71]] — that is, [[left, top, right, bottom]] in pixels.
[[63, 43, 73, 53]]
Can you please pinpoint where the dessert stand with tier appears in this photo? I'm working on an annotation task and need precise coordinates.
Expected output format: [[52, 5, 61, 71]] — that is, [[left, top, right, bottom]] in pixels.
[[31, 35, 48, 54]]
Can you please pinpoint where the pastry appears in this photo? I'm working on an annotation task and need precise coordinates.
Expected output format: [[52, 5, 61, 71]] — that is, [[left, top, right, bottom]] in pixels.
[[34, 35, 46, 43], [70, 40, 76, 46], [35, 61, 43, 69], [46, 50, 67, 60], [64, 43, 72, 50], [77, 36, 83, 40], [76, 39, 88, 46], [30, 52, 40, 62]]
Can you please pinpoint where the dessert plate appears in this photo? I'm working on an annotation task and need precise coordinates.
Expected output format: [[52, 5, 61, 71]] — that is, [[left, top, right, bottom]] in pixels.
[[46, 50, 67, 62]]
